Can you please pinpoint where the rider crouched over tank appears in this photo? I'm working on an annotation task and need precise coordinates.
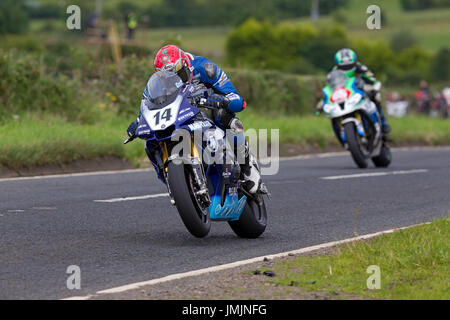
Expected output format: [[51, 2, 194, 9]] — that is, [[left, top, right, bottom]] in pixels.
[[126, 45, 268, 196]]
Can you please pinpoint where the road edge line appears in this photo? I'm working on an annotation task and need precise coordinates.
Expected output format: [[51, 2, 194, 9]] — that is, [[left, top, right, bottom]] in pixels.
[[4, 146, 450, 182], [62, 222, 428, 300]]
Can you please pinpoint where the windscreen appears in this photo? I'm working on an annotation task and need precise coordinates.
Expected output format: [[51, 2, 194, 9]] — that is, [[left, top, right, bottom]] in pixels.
[[144, 71, 184, 110], [327, 70, 348, 90]]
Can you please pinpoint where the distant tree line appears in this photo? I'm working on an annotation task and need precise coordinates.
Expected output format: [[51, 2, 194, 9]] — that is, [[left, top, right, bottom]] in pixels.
[[139, 0, 350, 27], [1, 0, 351, 33], [226, 19, 450, 84], [400, 0, 450, 10], [0, 0, 29, 34]]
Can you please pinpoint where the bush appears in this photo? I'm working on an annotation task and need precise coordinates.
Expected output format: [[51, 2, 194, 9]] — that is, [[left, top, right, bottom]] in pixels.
[[96, 55, 154, 116], [226, 18, 279, 69], [400, 0, 450, 10], [226, 17, 441, 86], [0, 50, 99, 123], [395, 46, 432, 75], [25, 3, 63, 19], [0, 0, 30, 35], [351, 38, 395, 79], [142, 0, 350, 28], [0, 35, 44, 53], [390, 30, 418, 53], [332, 9, 348, 24], [226, 19, 348, 73], [299, 24, 349, 71], [430, 48, 450, 81], [226, 69, 321, 115]]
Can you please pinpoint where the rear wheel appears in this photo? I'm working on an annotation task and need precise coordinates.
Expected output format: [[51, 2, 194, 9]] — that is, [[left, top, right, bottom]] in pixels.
[[344, 122, 368, 168], [228, 196, 267, 238], [372, 144, 392, 167], [168, 161, 211, 238]]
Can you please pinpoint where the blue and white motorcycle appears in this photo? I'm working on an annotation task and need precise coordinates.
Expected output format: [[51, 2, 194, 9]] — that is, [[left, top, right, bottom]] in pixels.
[[124, 71, 267, 238], [321, 70, 392, 168]]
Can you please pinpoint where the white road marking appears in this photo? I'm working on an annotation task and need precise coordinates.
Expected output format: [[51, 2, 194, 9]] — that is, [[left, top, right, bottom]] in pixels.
[[94, 193, 168, 203], [279, 146, 450, 162], [2, 146, 449, 182], [63, 222, 427, 300], [0, 168, 151, 183], [321, 169, 428, 180]]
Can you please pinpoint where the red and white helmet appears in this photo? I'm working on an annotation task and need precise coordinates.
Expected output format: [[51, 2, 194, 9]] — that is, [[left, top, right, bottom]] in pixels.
[[154, 45, 193, 83]]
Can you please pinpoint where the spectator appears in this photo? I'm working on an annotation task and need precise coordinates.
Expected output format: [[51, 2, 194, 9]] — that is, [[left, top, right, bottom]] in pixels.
[[124, 11, 138, 40], [387, 91, 409, 117], [415, 80, 431, 114], [430, 92, 442, 117], [443, 87, 450, 119]]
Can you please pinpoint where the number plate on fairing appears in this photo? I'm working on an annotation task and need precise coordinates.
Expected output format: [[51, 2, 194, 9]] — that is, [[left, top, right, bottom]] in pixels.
[[143, 95, 182, 131]]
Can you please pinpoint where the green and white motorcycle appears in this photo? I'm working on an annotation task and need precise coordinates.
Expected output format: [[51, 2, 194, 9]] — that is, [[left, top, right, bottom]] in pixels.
[[320, 70, 392, 168]]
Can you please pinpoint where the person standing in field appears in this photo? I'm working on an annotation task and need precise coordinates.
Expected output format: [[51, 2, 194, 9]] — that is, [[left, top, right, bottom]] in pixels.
[[124, 11, 138, 40]]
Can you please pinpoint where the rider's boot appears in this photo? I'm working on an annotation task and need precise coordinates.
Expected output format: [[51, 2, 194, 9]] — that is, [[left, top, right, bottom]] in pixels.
[[239, 141, 269, 196], [374, 100, 391, 139]]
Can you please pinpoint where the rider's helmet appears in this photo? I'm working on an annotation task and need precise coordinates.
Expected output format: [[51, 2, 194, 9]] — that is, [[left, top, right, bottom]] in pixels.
[[154, 45, 193, 83], [334, 48, 357, 74]]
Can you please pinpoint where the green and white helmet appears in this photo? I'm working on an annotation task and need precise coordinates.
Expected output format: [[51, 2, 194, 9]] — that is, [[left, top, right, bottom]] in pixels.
[[334, 48, 357, 71]]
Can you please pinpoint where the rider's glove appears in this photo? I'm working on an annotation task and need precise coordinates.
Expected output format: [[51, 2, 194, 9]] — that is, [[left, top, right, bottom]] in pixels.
[[363, 84, 375, 93], [198, 94, 229, 109], [127, 119, 139, 137], [315, 100, 323, 115]]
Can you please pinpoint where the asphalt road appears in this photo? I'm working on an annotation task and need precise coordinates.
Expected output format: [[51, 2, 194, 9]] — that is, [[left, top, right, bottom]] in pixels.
[[0, 147, 449, 299]]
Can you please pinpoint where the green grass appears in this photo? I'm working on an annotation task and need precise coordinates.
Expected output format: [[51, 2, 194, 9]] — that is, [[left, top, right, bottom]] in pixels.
[[135, 0, 450, 56], [240, 111, 450, 148], [0, 114, 145, 171], [389, 116, 450, 145], [135, 26, 231, 63], [240, 111, 335, 150], [1, 112, 449, 171], [0, 111, 450, 169], [268, 218, 449, 299]]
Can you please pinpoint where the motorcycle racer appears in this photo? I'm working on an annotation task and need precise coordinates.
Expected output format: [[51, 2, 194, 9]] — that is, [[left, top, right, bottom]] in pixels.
[[327, 48, 391, 137], [127, 45, 266, 195]]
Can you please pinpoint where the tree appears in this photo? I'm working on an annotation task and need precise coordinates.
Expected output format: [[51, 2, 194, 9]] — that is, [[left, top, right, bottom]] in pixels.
[[0, 0, 29, 35], [390, 30, 418, 52], [430, 48, 450, 80]]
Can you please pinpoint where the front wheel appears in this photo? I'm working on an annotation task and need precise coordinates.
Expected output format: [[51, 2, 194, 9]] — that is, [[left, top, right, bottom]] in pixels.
[[344, 122, 368, 168], [167, 161, 211, 238], [372, 144, 392, 167], [228, 196, 267, 238]]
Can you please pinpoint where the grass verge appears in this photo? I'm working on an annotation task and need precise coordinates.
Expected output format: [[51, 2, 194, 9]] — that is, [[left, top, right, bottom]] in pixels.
[[1, 112, 449, 171], [240, 111, 450, 148], [0, 114, 145, 171], [268, 218, 449, 300]]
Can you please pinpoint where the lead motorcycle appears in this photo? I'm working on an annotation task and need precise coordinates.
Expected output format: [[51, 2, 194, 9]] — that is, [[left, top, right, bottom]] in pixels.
[[124, 71, 268, 238], [320, 70, 392, 168]]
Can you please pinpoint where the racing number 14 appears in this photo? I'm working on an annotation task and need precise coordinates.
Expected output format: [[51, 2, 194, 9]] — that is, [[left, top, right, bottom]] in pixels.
[[153, 108, 172, 126]]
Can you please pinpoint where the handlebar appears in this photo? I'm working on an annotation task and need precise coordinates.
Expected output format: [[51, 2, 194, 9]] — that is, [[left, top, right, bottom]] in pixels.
[[195, 97, 219, 110], [123, 136, 135, 144]]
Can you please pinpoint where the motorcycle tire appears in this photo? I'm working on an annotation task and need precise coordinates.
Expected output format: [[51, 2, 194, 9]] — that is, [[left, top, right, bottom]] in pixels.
[[168, 161, 211, 238], [372, 144, 392, 167], [228, 196, 267, 238], [344, 122, 368, 168]]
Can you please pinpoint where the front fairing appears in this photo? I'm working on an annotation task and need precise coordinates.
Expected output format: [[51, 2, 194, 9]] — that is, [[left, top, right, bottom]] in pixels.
[[322, 77, 367, 118], [135, 85, 201, 141]]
